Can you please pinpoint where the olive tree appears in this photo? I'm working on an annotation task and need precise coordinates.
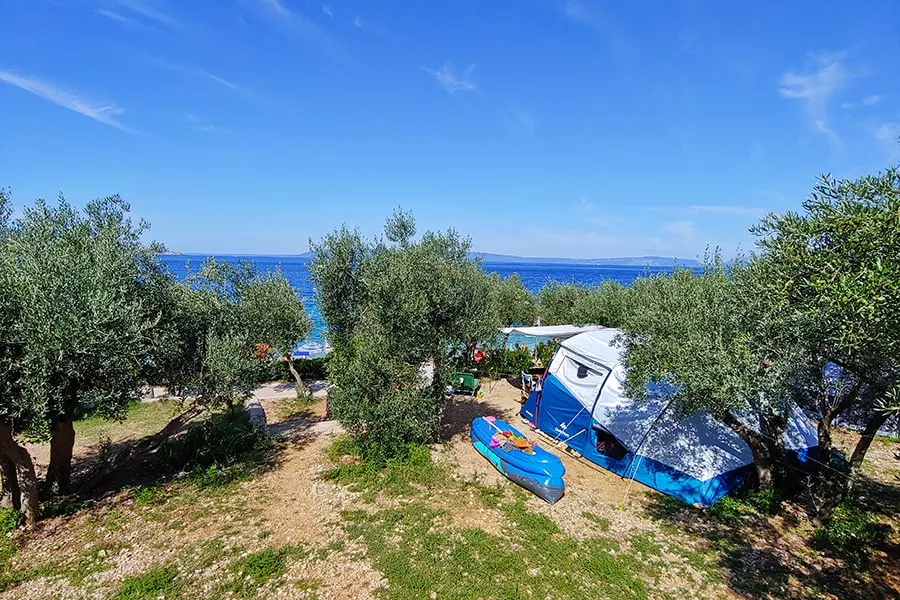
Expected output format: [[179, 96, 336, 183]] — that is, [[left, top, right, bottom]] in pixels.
[[0, 189, 41, 522], [1, 194, 171, 499], [489, 273, 536, 328], [84, 258, 311, 490], [309, 210, 496, 458], [617, 261, 805, 489], [750, 167, 900, 468]]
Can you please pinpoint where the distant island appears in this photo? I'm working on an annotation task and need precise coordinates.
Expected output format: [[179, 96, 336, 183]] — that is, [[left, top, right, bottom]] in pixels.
[[294, 250, 699, 268], [469, 253, 701, 268]]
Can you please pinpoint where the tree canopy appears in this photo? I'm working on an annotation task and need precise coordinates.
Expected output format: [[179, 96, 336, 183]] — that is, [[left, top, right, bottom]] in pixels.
[[310, 211, 496, 458]]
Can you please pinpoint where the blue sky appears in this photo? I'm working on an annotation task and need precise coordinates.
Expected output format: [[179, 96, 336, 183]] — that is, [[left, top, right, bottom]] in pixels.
[[1, 0, 898, 259]]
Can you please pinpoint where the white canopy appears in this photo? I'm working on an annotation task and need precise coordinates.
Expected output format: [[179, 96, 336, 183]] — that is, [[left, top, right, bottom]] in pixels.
[[546, 329, 819, 481], [500, 325, 606, 339]]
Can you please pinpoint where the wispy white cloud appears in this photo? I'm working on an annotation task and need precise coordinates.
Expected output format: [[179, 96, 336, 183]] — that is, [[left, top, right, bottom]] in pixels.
[[663, 220, 696, 241], [687, 205, 764, 216], [862, 94, 884, 106], [195, 68, 246, 93], [246, 0, 341, 57], [842, 94, 885, 109], [579, 197, 594, 211], [95, 8, 140, 26], [108, 0, 183, 31], [500, 106, 535, 137], [0, 70, 134, 132], [426, 64, 477, 93], [322, 4, 332, 18], [561, 0, 633, 60], [779, 53, 850, 147], [874, 122, 900, 158], [183, 113, 229, 134], [354, 15, 364, 29]]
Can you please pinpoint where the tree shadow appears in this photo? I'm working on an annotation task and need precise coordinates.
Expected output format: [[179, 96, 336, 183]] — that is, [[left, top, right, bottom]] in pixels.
[[642, 492, 900, 600], [51, 409, 329, 518], [440, 393, 517, 441]]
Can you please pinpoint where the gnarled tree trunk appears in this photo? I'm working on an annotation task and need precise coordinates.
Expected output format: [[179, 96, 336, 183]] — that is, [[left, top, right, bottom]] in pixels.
[[849, 410, 890, 475], [815, 410, 891, 524], [286, 359, 308, 398], [722, 412, 773, 488], [0, 421, 40, 524], [818, 378, 862, 452], [1, 451, 20, 510], [45, 415, 76, 496]]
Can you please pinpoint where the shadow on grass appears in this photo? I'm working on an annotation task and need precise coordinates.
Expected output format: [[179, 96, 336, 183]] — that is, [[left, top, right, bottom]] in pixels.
[[642, 486, 900, 600], [50, 407, 326, 519]]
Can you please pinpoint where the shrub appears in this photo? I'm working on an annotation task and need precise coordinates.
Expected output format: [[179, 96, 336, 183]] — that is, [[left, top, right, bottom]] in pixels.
[[812, 501, 891, 563], [0, 508, 21, 534], [534, 341, 556, 368], [157, 408, 271, 475]]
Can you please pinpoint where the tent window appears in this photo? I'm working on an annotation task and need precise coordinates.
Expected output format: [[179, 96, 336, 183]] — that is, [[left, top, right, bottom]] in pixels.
[[549, 351, 609, 409]]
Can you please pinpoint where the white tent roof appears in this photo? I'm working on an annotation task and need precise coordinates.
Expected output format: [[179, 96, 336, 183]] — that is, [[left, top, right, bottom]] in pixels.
[[500, 325, 605, 339], [547, 330, 819, 481]]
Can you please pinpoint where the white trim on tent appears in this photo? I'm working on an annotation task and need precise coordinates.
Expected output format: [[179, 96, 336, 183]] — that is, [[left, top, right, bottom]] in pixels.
[[546, 329, 819, 482], [499, 325, 607, 339]]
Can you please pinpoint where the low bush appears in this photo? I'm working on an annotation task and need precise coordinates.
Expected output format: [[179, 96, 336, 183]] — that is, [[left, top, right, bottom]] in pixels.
[[156, 408, 272, 476], [0, 508, 21, 534], [812, 501, 891, 563]]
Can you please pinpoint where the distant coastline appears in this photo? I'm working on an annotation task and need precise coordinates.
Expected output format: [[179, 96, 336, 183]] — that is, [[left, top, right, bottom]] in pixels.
[[163, 251, 700, 268]]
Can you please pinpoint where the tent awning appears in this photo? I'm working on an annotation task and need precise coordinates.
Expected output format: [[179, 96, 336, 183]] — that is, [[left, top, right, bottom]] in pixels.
[[500, 325, 606, 339]]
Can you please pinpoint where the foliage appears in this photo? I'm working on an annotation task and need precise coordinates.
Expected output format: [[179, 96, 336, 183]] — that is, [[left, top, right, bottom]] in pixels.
[[750, 168, 900, 457], [112, 565, 180, 600], [537, 279, 630, 327], [488, 272, 536, 327], [310, 211, 496, 458], [2, 195, 171, 433], [156, 408, 271, 475], [156, 259, 312, 411], [534, 341, 557, 367], [537, 281, 586, 325], [616, 259, 805, 487], [0, 507, 21, 533], [812, 501, 891, 563], [480, 345, 534, 376]]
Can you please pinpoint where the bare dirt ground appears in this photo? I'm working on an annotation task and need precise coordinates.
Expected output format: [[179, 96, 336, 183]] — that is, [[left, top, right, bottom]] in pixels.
[[4, 378, 899, 600]]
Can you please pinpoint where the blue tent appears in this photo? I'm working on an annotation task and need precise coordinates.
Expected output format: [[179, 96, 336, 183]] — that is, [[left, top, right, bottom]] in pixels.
[[519, 328, 819, 507]]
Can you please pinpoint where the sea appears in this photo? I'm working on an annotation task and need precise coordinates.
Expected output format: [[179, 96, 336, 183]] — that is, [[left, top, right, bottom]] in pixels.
[[158, 254, 677, 345]]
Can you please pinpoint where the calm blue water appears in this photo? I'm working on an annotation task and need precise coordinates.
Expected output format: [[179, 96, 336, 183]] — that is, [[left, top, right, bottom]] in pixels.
[[158, 254, 676, 344]]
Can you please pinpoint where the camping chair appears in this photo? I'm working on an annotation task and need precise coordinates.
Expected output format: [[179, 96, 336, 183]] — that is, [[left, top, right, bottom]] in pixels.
[[450, 371, 480, 394]]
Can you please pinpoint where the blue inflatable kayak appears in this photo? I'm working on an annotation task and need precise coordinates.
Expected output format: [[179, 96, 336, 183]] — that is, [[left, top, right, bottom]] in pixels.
[[470, 416, 565, 504]]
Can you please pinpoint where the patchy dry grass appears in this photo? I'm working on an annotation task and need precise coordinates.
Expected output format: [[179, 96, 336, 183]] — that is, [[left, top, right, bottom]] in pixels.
[[3, 386, 898, 600]]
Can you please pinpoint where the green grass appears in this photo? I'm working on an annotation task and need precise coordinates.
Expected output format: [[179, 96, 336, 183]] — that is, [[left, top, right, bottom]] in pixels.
[[134, 485, 166, 506], [343, 493, 651, 600], [112, 565, 180, 600], [323, 440, 446, 501], [218, 546, 305, 598], [76, 400, 181, 445], [630, 533, 662, 557]]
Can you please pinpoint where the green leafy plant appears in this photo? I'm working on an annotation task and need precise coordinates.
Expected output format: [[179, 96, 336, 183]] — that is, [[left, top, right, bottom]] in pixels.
[[812, 501, 891, 563], [113, 565, 180, 600]]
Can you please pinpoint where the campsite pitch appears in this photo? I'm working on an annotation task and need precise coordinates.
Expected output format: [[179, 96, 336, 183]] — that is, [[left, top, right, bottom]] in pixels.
[[1, 380, 897, 600]]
